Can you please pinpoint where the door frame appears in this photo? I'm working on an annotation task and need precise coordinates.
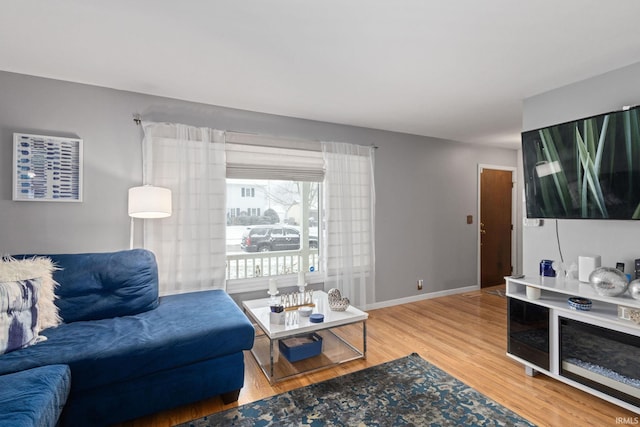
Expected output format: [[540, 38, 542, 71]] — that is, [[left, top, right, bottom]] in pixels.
[[476, 164, 517, 288]]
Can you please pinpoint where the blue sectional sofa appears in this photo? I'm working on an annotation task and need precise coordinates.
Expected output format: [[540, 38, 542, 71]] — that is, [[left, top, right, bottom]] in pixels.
[[0, 249, 255, 427]]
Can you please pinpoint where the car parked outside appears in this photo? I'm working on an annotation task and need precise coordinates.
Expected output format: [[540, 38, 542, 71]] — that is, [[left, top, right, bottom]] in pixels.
[[240, 225, 318, 252]]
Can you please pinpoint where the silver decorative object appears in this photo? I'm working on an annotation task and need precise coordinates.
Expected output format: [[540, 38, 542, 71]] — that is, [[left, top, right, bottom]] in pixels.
[[629, 279, 640, 300], [589, 267, 629, 297], [279, 289, 314, 309], [327, 288, 350, 311]]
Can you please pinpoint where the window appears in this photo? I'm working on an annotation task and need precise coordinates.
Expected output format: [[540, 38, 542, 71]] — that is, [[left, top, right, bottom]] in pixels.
[[241, 187, 255, 198], [225, 179, 321, 283], [223, 132, 326, 292], [141, 123, 373, 302]]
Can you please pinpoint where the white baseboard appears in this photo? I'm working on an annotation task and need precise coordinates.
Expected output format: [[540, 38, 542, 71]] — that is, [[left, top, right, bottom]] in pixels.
[[230, 282, 480, 311], [364, 285, 479, 311]]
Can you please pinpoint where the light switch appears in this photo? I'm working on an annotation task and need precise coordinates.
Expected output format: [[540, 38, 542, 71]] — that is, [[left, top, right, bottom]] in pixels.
[[523, 218, 541, 227]]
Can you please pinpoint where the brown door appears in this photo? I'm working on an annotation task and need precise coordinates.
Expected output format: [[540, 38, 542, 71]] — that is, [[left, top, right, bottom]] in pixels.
[[480, 168, 513, 287]]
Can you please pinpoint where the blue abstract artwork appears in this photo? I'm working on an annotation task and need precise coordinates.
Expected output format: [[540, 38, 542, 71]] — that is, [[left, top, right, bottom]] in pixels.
[[13, 133, 83, 202]]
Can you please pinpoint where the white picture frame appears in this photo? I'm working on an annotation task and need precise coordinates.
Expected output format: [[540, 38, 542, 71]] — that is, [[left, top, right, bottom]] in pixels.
[[13, 133, 83, 202]]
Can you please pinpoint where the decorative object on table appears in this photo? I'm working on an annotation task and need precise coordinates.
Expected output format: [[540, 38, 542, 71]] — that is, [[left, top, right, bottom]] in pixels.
[[628, 279, 640, 300], [567, 297, 592, 311], [618, 305, 640, 324], [564, 262, 578, 280], [13, 133, 83, 202], [298, 306, 313, 317], [579, 255, 601, 282], [128, 185, 172, 249], [279, 289, 314, 311], [539, 259, 556, 277], [525, 286, 541, 300], [270, 304, 284, 313], [268, 278, 279, 296], [578, 255, 602, 283], [327, 288, 350, 311], [589, 267, 629, 297], [267, 278, 280, 305], [178, 353, 535, 427], [278, 333, 323, 362], [309, 313, 324, 323], [269, 304, 285, 324], [296, 270, 308, 302]]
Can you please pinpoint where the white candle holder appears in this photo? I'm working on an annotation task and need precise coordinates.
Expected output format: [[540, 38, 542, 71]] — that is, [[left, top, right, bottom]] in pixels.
[[268, 278, 279, 303], [267, 289, 279, 304]]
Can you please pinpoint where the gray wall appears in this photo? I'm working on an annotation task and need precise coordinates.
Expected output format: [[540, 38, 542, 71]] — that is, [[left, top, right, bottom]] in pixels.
[[0, 71, 517, 304], [522, 61, 640, 276]]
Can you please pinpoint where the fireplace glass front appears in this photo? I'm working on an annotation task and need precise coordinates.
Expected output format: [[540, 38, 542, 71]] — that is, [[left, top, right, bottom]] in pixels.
[[559, 316, 640, 407]]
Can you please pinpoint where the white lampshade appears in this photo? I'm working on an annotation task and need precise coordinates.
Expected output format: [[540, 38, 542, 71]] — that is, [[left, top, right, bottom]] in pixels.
[[128, 185, 172, 219]]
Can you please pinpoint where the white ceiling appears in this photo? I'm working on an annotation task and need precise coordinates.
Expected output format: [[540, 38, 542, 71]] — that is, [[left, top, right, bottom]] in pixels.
[[2, 1, 640, 149]]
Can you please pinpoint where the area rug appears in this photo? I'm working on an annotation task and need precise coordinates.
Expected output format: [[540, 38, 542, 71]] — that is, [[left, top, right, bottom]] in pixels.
[[177, 353, 534, 426]]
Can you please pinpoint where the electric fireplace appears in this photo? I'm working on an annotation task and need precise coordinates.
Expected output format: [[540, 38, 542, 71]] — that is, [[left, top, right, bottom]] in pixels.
[[560, 316, 640, 407]]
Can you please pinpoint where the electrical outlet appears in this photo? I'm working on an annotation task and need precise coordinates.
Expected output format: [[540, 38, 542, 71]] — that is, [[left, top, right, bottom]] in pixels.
[[417, 279, 423, 290]]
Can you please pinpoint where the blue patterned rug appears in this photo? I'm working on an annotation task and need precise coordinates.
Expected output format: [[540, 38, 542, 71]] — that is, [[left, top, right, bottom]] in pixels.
[[178, 353, 533, 426]]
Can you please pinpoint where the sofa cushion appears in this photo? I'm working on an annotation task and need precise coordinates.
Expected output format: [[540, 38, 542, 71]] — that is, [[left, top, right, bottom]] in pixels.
[[0, 364, 70, 427], [46, 249, 159, 322], [0, 289, 254, 393], [0, 279, 40, 354]]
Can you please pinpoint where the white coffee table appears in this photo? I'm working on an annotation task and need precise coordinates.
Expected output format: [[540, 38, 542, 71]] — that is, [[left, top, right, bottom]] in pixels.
[[242, 290, 368, 383]]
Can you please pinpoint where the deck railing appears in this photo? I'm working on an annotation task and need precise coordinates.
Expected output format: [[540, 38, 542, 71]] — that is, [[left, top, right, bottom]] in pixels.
[[226, 250, 320, 280]]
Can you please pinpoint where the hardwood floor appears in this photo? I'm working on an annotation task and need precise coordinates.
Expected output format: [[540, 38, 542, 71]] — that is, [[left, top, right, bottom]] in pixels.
[[120, 286, 637, 427]]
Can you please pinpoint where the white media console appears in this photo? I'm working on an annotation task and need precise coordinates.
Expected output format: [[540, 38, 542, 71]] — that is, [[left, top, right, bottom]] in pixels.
[[506, 275, 640, 414]]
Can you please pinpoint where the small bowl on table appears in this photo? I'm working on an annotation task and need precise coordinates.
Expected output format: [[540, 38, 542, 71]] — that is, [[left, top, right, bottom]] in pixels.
[[567, 297, 592, 311], [298, 306, 313, 317]]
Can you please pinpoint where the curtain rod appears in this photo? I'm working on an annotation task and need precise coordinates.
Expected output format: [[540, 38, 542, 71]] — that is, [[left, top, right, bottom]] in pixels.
[[132, 114, 377, 149]]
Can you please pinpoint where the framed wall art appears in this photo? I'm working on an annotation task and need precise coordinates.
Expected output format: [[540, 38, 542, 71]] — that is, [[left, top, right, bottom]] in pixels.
[[13, 133, 83, 202]]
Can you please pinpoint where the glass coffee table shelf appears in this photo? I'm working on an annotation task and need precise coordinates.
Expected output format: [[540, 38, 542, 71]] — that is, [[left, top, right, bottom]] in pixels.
[[242, 290, 368, 384]]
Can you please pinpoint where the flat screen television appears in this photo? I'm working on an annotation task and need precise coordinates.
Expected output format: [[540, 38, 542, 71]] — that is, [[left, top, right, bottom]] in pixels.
[[522, 106, 640, 220]]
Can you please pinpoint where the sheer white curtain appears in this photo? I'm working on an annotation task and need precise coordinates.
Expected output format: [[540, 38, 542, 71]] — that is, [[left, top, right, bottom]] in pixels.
[[141, 122, 227, 295], [321, 142, 375, 308]]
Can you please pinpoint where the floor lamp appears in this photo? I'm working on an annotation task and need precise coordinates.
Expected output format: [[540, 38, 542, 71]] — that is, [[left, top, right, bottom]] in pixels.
[[128, 185, 172, 249]]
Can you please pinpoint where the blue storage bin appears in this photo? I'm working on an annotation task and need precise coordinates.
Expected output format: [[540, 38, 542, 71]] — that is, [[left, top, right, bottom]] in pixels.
[[279, 333, 323, 362]]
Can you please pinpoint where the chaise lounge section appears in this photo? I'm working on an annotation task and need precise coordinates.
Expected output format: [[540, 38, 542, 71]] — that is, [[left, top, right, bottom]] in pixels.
[[0, 365, 70, 427]]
